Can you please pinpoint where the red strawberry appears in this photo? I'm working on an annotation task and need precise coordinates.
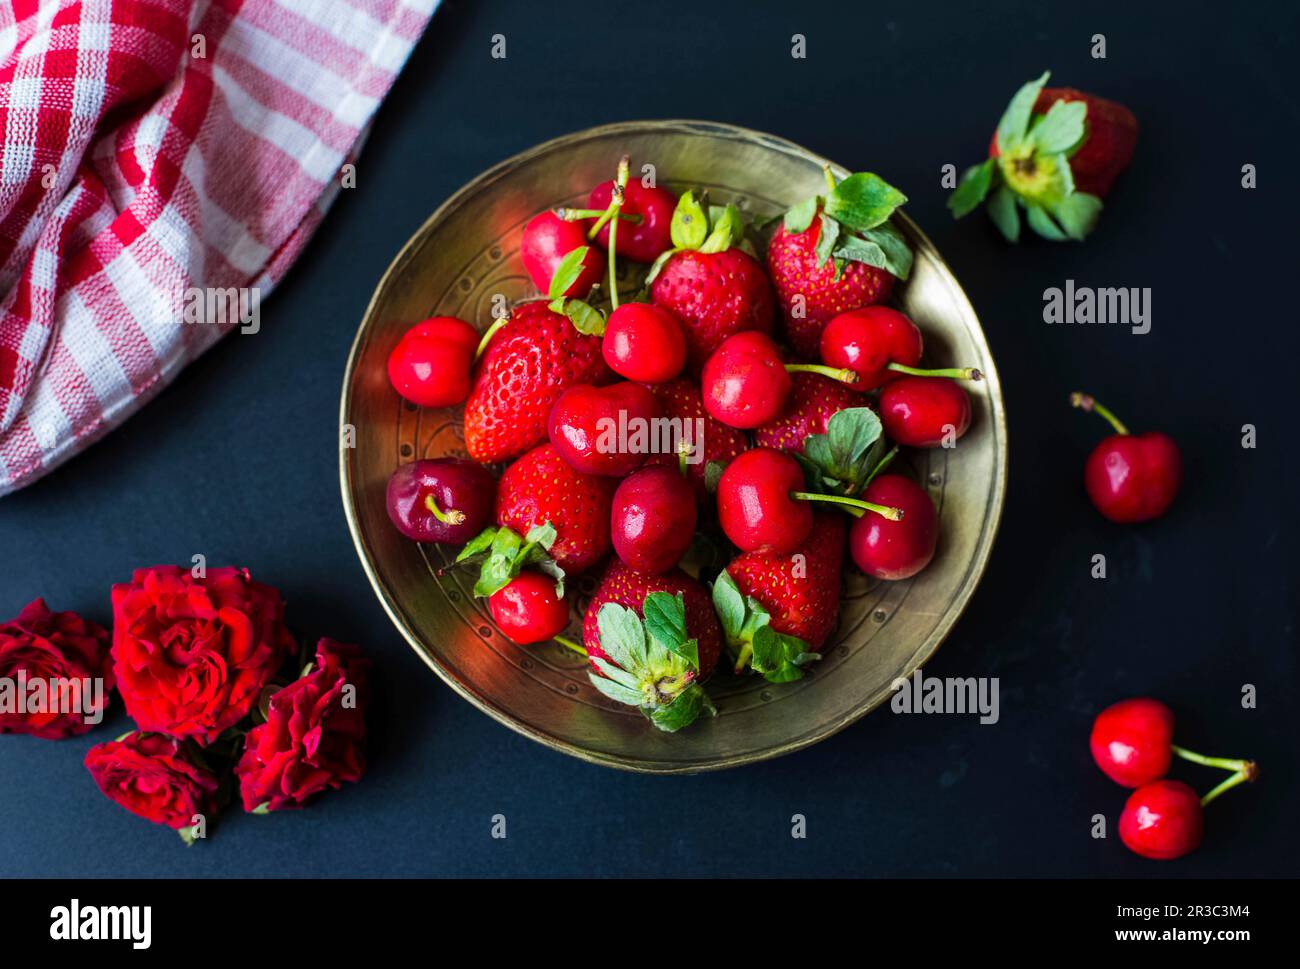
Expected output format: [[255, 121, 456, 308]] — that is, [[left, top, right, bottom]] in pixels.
[[496, 443, 615, 574], [987, 87, 1137, 199], [643, 377, 748, 505], [950, 71, 1137, 242], [463, 302, 612, 464], [583, 561, 722, 678], [726, 511, 847, 652], [650, 248, 774, 371], [754, 371, 869, 453], [767, 216, 893, 358]]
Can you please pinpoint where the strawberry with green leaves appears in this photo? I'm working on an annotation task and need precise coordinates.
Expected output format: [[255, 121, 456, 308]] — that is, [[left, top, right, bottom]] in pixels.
[[949, 71, 1137, 242], [713, 511, 847, 682], [494, 442, 616, 575], [767, 168, 913, 358], [455, 522, 571, 645], [463, 299, 612, 464], [754, 371, 867, 455], [582, 563, 721, 732], [649, 192, 775, 371]]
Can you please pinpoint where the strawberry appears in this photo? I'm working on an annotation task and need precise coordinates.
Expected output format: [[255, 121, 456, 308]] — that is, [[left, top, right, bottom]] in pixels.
[[581, 561, 721, 732], [754, 371, 867, 453], [648, 192, 774, 371], [582, 560, 723, 678], [643, 377, 748, 505], [949, 71, 1138, 242], [463, 301, 611, 464], [714, 511, 847, 682], [766, 169, 912, 358], [495, 442, 615, 574]]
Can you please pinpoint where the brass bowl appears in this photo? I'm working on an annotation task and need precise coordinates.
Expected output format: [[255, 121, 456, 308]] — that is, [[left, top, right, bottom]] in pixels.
[[339, 120, 1007, 773]]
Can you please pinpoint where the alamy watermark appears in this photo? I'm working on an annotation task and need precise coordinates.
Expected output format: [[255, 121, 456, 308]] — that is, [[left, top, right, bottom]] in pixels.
[[0, 672, 105, 725], [890, 669, 999, 724]]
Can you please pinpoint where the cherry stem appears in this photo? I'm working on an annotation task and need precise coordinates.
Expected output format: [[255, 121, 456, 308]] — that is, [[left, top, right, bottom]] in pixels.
[[1070, 392, 1129, 435], [475, 315, 510, 360], [822, 163, 838, 194], [785, 363, 859, 384], [424, 494, 465, 525], [555, 208, 641, 223], [607, 156, 629, 311], [1171, 745, 1254, 774], [791, 490, 904, 521], [733, 641, 754, 674], [1200, 762, 1259, 808], [553, 635, 588, 658], [887, 363, 983, 381]]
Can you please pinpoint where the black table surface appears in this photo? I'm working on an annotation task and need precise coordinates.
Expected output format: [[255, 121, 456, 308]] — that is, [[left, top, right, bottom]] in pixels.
[[2, 0, 1297, 877]]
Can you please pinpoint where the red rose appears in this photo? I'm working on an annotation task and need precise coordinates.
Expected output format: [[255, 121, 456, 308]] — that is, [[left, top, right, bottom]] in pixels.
[[235, 638, 370, 812], [85, 731, 219, 830], [111, 566, 295, 745], [0, 599, 112, 739]]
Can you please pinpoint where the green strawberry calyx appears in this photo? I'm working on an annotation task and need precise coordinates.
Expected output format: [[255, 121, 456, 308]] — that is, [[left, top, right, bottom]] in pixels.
[[454, 522, 565, 599], [780, 168, 913, 281], [587, 592, 717, 733], [793, 406, 892, 497], [644, 190, 754, 285], [948, 70, 1104, 243], [712, 570, 820, 684], [546, 246, 608, 336]]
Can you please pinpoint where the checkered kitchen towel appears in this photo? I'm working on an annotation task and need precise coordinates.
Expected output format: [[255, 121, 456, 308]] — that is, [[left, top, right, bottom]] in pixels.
[[0, 0, 435, 495]]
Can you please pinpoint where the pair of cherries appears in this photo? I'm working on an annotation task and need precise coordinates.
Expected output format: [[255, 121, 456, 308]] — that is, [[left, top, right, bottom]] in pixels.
[[1090, 698, 1257, 860], [385, 458, 568, 645], [716, 448, 938, 580]]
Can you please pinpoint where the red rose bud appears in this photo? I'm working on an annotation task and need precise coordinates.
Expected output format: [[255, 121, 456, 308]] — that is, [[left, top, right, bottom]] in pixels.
[[84, 732, 220, 832], [235, 638, 371, 813], [110, 566, 296, 745], [948, 70, 1137, 242], [0, 599, 112, 739]]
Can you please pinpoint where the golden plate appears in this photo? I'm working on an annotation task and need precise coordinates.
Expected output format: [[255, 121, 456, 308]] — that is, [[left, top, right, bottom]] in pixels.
[[339, 120, 1007, 773]]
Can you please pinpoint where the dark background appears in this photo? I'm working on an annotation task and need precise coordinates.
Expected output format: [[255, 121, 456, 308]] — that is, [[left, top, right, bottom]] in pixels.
[[2, 0, 1296, 878]]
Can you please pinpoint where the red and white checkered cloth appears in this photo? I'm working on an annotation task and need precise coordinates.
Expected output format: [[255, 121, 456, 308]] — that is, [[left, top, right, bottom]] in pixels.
[[0, 0, 435, 495]]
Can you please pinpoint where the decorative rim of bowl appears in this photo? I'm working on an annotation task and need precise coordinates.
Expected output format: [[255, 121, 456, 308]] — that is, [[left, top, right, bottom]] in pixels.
[[339, 119, 1009, 774]]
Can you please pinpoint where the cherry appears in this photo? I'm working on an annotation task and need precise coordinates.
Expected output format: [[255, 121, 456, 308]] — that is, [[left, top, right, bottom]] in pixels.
[[879, 374, 978, 447], [820, 307, 923, 391], [386, 458, 496, 544], [849, 474, 938, 580], [1071, 393, 1182, 523], [611, 465, 697, 573], [1118, 780, 1204, 861], [386, 316, 479, 407], [702, 331, 856, 429], [717, 448, 903, 555], [520, 211, 603, 298], [602, 303, 686, 383], [547, 381, 663, 476], [587, 178, 677, 263], [1090, 698, 1175, 787], [487, 571, 569, 645]]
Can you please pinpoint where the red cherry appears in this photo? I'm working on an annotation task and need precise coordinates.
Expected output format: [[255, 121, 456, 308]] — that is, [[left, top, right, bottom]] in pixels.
[[1119, 780, 1204, 860], [602, 303, 686, 383], [717, 448, 811, 554], [849, 474, 938, 579], [880, 376, 973, 447], [701, 331, 793, 429], [520, 211, 603, 298], [386, 316, 479, 407], [820, 307, 923, 391], [386, 458, 497, 544], [588, 179, 677, 263], [611, 465, 697, 573], [488, 572, 570, 645], [1090, 698, 1175, 788], [547, 381, 663, 476], [1072, 393, 1182, 523]]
